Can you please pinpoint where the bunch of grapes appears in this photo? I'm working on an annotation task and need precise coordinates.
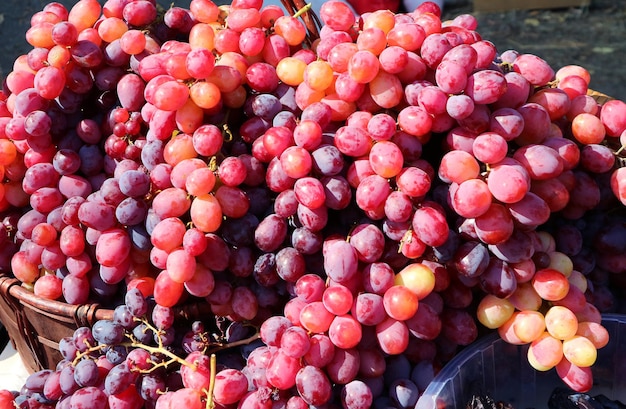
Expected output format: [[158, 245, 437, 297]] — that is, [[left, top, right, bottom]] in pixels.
[[1, 0, 626, 407], [0, 287, 264, 409]]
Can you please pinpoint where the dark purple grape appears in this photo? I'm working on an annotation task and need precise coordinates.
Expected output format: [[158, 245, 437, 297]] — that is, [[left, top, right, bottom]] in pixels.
[[73, 359, 99, 387], [72, 327, 96, 353], [133, 323, 154, 345], [58, 337, 78, 361], [113, 305, 136, 329], [152, 305, 175, 331], [125, 288, 149, 317], [156, 327, 176, 346], [92, 320, 125, 345], [479, 257, 518, 298], [182, 331, 208, 354], [24, 370, 52, 393], [58, 366, 78, 395], [104, 363, 134, 395], [140, 373, 166, 401], [105, 345, 128, 365], [251, 94, 282, 121], [191, 321, 204, 334]]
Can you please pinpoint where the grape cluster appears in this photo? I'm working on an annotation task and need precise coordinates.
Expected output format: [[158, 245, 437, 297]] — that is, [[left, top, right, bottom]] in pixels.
[[0, 288, 261, 409], [1, 0, 626, 407]]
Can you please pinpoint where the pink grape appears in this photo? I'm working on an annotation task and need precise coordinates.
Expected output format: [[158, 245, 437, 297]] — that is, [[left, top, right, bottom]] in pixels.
[[512, 53, 555, 86]]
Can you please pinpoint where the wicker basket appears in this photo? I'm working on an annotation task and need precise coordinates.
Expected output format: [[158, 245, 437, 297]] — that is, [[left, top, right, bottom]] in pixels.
[[587, 88, 614, 105], [0, 274, 110, 373], [0, 274, 212, 373]]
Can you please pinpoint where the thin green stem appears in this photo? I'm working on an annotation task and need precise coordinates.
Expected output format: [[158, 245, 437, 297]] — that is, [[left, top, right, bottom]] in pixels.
[[293, 3, 312, 19], [71, 343, 108, 366], [204, 354, 217, 409], [134, 339, 196, 370]]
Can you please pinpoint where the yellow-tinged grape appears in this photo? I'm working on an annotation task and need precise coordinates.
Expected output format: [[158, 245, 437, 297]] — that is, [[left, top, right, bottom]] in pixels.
[[47, 45, 71, 68], [189, 23, 216, 50], [362, 9, 395, 34], [190, 0, 220, 23], [507, 282, 543, 311], [536, 231, 556, 253], [276, 57, 306, 86], [303, 60, 334, 92], [498, 312, 526, 345], [512, 310, 546, 343], [273, 15, 306, 46], [0, 139, 17, 165], [394, 263, 435, 300], [544, 305, 578, 340], [548, 251, 573, 277], [26, 23, 55, 48], [325, 74, 338, 95], [68, 0, 102, 33], [562, 335, 597, 367], [528, 332, 564, 371], [97, 16, 128, 43], [164, 133, 197, 166], [568, 270, 588, 293], [11, 252, 40, 284], [190, 81, 222, 110], [476, 294, 515, 329], [348, 50, 379, 84], [190, 194, 223, 233]]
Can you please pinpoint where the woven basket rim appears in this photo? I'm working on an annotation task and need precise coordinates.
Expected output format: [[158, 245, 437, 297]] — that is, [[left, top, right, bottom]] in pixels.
[[1, 274, 113, 323], [0, 272, 213, 322]]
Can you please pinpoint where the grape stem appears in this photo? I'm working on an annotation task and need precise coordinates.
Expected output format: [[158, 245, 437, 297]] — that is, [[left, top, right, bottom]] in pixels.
[[221, 110, 234, 142], [293, 3, 312, 19], [208, 156, 219, 172], [128, 317, 198, 371], [127, 337, 197, 372], [204, 354, 217, 409], [398, 229, 414, 254], [71, 343, 108, 366]]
